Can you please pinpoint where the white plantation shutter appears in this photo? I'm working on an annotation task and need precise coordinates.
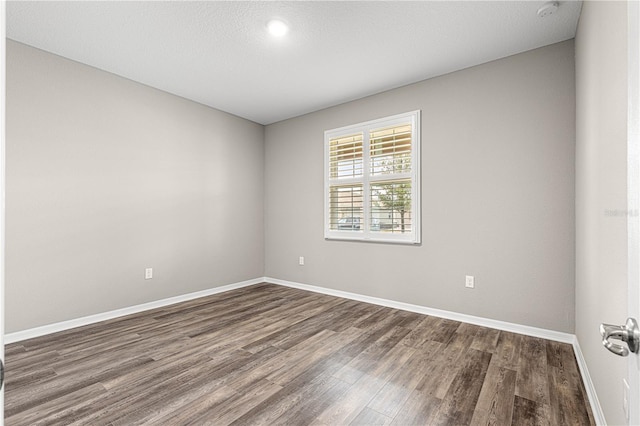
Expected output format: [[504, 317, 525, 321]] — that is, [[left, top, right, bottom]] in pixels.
[[369, 124, 412, 176], [328, 185, 363, 231], [329, 133, 363, 179], [324, 111, 421, 244], [370, 179, 413, 233]]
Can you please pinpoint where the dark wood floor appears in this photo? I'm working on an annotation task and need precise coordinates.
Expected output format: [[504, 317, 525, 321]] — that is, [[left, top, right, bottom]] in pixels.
[[5, 283, 594, 425]]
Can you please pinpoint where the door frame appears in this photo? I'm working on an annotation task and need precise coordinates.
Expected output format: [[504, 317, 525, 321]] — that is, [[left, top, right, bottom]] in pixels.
[[1, 0, 6, 422], [627, 1, 640, 425]]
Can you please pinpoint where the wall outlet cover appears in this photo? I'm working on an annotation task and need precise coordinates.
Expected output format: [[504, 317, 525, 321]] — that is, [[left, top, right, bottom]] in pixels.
[[465, 275, 475, 288]]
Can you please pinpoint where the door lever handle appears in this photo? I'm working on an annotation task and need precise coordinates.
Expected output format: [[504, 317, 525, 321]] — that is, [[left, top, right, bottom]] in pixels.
[[600, 318, 640, 357]]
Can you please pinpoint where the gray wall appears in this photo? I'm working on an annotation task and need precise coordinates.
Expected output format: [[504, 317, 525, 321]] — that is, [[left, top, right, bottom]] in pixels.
[[5, 40, 265, 333], [265, 40, 576, 332], [6, 38, 578, 336], [575, 2, 628, 425]]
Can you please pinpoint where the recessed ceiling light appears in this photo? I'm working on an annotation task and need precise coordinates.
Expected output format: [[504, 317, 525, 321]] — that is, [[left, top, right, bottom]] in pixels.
[[267, 19, 289, 37]]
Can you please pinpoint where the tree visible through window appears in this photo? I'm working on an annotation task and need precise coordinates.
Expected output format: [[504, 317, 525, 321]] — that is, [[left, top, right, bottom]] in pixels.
[[324, 111, 421, 244]]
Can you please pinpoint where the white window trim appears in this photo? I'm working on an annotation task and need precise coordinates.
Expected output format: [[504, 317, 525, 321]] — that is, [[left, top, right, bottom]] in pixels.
[[324, 110, 421, 245]]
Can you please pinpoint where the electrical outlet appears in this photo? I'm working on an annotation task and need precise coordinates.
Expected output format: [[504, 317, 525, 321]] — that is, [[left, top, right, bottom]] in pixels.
[[145, 268, 153, 280], [299, 256, 305, 266], [465, 275, 474, 288]]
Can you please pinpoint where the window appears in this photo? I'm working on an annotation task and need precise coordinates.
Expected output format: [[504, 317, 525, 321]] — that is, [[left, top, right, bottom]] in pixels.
[[324, 110, 421, 244]]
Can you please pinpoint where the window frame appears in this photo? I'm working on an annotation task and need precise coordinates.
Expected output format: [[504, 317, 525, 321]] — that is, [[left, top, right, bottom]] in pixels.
[[324, 110, 421, 244]]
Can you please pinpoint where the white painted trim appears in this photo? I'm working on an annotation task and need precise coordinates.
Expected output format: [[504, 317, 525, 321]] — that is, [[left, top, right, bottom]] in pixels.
[[324, 110, 421, 245], [1, 0, 6, 420], [628, 3, 640, 425], [4, 278, 262, 344], [573, 337, 607, 426], [264, 277, 575, 344], [6, 275, 579, 346], [265, 277, 606, 421], [4, 275, 603, 422]]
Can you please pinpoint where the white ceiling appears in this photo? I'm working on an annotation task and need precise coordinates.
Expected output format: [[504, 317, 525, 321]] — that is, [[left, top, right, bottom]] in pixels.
[[6, 1, 582, 125]]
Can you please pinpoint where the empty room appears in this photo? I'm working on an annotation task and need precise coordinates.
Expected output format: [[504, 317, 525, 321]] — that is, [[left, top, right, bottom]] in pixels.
[[1, 1, 639, 425]]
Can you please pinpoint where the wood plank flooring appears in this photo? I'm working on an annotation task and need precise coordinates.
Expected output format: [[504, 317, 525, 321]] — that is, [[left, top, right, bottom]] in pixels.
[[4, 283, 594, 425]]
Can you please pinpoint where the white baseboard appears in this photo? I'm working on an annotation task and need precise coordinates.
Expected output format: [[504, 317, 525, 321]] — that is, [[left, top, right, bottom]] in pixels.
[[266, 277, 608, 423], [572, 337, 607, 426], [5, 275, 602, 424], [267, 277, 606, 422], [5, 276, 575, 345], [4, 277, 263, 344], [265, 277, 575, 344]]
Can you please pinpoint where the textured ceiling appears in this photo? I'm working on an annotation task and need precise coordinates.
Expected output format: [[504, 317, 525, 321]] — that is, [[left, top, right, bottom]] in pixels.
[[6, 1, 582, 125]]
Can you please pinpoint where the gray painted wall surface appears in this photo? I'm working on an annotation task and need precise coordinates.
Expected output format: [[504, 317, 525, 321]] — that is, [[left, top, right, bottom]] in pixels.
[[6, 38, 578, 337], [575, 2, 628, 425], [265, 41, 576, 332], [5, 40, 265, 332]]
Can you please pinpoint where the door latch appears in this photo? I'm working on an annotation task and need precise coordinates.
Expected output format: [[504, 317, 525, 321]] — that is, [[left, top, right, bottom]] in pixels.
[[600, 317, 640, 357]]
